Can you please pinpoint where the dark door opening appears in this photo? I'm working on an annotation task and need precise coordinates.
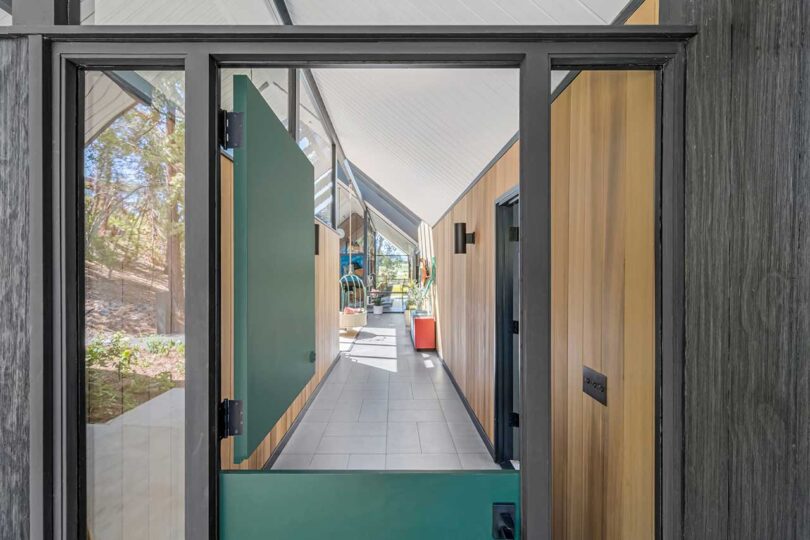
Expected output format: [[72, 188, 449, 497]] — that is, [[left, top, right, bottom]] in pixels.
[[495, 190, 520, 466]]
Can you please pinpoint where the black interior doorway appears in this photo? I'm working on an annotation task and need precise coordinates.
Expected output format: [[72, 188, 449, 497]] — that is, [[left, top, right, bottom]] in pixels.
[[495, 189, 520, 465]]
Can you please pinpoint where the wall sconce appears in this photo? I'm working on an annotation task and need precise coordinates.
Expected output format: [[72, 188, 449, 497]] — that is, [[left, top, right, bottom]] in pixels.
[[454, 222, 476, 254]]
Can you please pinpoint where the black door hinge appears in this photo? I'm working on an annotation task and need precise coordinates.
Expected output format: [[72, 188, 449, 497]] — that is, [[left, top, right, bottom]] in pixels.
[[508, 412, 520, 428], [219, 399, 243, 439], [508, 226, 519, 242], [512, 320, 519, 334], [219, 110, 244, 150]]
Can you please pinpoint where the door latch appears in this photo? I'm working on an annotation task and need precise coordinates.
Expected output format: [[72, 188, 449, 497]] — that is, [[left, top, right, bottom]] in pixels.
[[493, 503, 516, 539]]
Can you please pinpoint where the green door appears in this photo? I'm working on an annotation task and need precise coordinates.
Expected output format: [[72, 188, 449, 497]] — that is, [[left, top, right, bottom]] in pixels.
[[231, 75, 315, 462]]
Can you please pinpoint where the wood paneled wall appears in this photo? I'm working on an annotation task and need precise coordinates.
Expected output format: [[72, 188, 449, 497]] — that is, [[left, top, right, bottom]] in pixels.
[[431, 2, 658, 536], [432, 144, 520, 442], [550, 70, 656, 539], [662, 1, 810, 537], [220, 156, 341, 470]]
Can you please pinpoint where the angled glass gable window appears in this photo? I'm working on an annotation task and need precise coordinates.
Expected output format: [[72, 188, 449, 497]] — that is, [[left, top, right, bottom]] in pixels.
[[298, 72, 335, 227], [220, 69, 289, 130], [80, 0, 282, 24]]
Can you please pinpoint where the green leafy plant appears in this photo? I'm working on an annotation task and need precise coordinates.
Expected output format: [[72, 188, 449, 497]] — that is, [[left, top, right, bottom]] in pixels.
[[85, 333, 179, 424], [144, 336, 185, 355], [407, 282, 431, 313]]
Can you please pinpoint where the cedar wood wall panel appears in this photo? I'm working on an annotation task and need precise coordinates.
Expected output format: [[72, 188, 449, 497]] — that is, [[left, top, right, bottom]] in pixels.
[[220, 156, 341, 469], [661, 0, 810, 537], [553, 69, 656, 540], [430, 2, 657, 537], [0, 37, 30, 540]]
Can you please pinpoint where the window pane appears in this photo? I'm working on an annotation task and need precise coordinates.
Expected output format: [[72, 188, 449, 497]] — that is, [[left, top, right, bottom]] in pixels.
[[84, 70, 185, 539], [338, 189, 365, 279], [298, 73, 334, 225], [220, 68, 289, 129]]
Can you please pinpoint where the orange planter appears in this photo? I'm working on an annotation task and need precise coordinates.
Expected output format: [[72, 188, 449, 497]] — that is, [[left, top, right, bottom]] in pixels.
[[411, 316, 436, 350]]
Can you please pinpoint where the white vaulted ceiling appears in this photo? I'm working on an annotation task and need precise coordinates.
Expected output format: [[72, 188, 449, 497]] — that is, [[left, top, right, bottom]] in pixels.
[[288, 0, 634, 224], [312, 68, 525, 224]]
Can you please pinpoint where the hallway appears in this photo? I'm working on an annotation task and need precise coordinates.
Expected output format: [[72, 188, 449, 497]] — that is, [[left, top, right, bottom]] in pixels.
[[272, 313, 499, 470]]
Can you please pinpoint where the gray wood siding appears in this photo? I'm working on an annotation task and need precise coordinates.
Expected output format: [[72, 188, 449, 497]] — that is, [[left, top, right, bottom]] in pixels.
[[664, 1, 810, 537], [0, 37, 30, 540]]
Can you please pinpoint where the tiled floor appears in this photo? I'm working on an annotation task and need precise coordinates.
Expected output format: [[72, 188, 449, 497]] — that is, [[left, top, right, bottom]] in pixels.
[[273, 313, 500, 471]]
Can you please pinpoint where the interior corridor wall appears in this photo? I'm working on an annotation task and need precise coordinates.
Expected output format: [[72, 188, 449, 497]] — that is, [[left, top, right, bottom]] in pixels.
[[429, 2, 658, 537], [219, 156, 341, 469]]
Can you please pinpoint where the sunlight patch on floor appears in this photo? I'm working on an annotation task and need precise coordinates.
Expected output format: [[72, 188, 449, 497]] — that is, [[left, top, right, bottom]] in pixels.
[[351, 356, 399, 373]]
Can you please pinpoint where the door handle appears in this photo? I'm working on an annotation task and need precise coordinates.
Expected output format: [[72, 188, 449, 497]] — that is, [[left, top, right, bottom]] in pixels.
[[497, 513, 515, 539]]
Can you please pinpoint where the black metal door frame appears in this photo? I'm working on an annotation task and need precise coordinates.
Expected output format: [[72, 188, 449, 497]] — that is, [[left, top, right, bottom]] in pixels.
[[3, 23, 693, 540]]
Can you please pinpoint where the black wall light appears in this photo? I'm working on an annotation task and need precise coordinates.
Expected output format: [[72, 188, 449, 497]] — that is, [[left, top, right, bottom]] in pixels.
[[454, 222, 476, 254]]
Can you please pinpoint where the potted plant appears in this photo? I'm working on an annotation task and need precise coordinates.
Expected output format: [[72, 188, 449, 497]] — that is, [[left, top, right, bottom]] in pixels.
[[406, 281, 431, 324], [371, 291, 384, 315], [404, 280, 417, 328]]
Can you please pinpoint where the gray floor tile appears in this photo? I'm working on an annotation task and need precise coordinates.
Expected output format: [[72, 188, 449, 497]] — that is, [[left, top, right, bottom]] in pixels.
[[459, 453, 500, 470], [366, 371, 391, 384], [316, 436, 386, 454], [388, 399, 440, 410], [433, 385, 460, 400], [316, 385, 344, 400], [446, 421, 479, 438], [325, 422, 386, 437], [387, 422, 420, 454], [348, 454, 386, 470], [339, 387, 388, 402], [358, 400, 388, 422], [440, 399, 471, 422], [329, 400, 363, 422], [451, 433, 490, 454], [388, 409, 445, 422], [310, 396, 338, 410], [283, 423, 327, 454], [342, 381, 388, 390], [411, 383, 439, 400], [302, 408, 334, 423], [389, 382, 413, 400], [272, 454, 313, 470], [386, 453, 462, 470], [309, 454, 349, 470], [279, 313, 497, 471], [417, 422, 457, 453]]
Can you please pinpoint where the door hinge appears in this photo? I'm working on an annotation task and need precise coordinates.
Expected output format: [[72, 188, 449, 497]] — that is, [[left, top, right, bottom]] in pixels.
[[219, 399, 243, 439], [508, 226, 519, 242], [512, 320, 519, 334], [309, 351, 317, 363], [219, 110, 244, 150], [508, 412, 520, 428]]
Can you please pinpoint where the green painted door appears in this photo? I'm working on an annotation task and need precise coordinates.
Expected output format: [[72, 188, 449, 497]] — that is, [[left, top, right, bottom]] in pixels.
[[232, 75, 315, 462], [220, 471, 520, 539]]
